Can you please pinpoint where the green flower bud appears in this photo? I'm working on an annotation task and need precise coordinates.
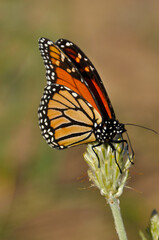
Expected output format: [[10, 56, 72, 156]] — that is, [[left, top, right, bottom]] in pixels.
[[84, 142, 132, 201]]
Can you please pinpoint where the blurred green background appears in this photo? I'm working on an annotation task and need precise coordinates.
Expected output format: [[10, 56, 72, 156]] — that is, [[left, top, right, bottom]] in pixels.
[[0, 0, 159, 239]]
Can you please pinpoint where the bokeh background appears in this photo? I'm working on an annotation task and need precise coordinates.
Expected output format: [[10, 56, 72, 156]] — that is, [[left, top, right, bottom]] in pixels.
[[0, 0, 159, 239]]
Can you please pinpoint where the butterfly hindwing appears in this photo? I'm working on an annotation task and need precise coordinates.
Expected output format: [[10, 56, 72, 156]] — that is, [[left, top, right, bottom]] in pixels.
[[38, 84, 102, 148]]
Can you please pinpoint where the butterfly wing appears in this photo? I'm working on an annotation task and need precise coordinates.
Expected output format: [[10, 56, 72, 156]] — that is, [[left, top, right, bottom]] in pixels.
[[38, 84, 102, 148], [56, 39, 116, 120], [39, 37, 101, 115], [38, 38, 102, 148]]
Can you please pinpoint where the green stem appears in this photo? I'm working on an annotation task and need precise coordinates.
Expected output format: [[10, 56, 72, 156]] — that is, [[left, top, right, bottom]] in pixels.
[[108, 198, 128, 240]]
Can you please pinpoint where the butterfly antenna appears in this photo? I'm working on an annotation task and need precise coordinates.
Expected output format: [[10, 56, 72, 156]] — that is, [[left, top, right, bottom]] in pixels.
[[124, 123, 158, 135]]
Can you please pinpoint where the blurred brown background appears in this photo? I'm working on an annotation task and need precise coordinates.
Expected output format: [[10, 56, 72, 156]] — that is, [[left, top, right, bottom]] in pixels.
[[0, 0, 159, 239]]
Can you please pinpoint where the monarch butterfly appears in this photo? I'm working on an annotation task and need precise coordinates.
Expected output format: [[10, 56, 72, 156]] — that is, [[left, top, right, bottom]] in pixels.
[[38, 37, 131, 170]]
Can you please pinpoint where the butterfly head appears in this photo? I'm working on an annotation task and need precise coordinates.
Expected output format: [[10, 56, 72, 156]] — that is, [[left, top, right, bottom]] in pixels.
[[115, 121, 126, 134]]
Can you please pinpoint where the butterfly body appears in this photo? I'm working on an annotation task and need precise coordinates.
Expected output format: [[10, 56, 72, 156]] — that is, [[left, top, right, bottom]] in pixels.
[[38, 37, 126, 151], [94, 120, 126, 143]]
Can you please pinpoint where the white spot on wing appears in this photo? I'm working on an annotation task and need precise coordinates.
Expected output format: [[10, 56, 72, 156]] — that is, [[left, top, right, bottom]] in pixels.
[[72, 92, 78, 97]]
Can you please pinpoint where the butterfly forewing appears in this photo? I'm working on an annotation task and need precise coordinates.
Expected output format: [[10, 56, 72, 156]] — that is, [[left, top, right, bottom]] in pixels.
[[39, 38, 100, 115], [56, 39, 116, 120]]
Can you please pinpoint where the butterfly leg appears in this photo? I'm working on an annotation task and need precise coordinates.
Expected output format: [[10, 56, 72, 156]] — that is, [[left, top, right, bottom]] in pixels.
[[107, 141, 122, 174], [92, 141, 125, 172], [92, 143, 103, 168], [115, 133, 124, 153], [125, 132, 135, 159], [109, 138, 134, 165]]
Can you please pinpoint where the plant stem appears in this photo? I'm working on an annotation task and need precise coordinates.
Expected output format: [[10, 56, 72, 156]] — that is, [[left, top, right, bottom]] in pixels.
[[108, 198, 128, 240]]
